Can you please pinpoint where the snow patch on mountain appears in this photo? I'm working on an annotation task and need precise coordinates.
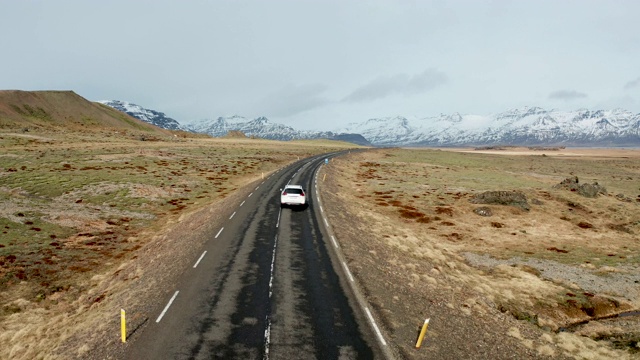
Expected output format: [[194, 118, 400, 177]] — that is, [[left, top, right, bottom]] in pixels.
[[98, 100, 187, 131], [99, 100, 639, 147], [338, 107, 640, 146], [186, 115, 339, 141]]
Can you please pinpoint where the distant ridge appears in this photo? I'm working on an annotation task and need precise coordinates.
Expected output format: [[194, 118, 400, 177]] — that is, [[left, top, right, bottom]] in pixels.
[[177, 109, 640, 147], [98, 101, 372, 146], [0, 90, 170, 136], [185, 115, 372, 145], [96, 98, 640, 147], [339, 107, 640, 147]]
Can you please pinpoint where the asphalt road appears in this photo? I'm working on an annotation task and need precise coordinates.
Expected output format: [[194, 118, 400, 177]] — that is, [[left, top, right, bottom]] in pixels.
[[124, 152, 384, 359]]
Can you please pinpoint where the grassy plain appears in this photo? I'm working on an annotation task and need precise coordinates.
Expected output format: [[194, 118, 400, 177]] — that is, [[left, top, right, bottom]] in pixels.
[[2, 120, 639, 360], [0, 130, 357, 359], [320, 147, 640, 359]]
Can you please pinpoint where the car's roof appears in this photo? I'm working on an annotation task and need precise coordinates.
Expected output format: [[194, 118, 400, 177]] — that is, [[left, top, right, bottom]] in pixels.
[[284, 184, 303, 189]]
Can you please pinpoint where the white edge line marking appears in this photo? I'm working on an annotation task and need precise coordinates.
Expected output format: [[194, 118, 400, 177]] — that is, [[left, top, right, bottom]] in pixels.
[[193, 251, 207, 268], [240, 200, 245, 207], [255, 186, 259, 190], [156, 291, 179, 323], [342, 261, 355, 282], [229, 211, 236, 219], [269, 235, 278, 298], [314, 153, 390, 349], [331, 235, 338, 248], [264, 317, 271, 359], [365, 307, 388, 346], [248, 192, 253, 197], [320, 205, 324, 213], [215, 227, 224, 238], [264, 234, 279, 359], [276, 208, 281, 228]]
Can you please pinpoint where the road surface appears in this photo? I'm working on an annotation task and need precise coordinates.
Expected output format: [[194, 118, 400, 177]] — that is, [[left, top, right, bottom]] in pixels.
[[124, 153, 385, 359]]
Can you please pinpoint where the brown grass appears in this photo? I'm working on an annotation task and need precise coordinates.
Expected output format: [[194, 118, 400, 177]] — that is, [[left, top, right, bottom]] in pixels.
[[319, 147, 640, 359], [0, 129, 359, 359]]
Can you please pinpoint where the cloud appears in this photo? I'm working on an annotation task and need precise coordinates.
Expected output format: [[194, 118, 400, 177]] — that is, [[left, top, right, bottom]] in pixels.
[[343, 68, 448, 103], [258, 83, 330, 118], [595, 95, 637, 111], [624, 77, 640, 90], [548, 90, 588, 101]]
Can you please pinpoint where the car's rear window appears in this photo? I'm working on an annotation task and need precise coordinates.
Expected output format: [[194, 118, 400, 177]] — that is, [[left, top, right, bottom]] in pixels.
[[285, 188, 303, 195]]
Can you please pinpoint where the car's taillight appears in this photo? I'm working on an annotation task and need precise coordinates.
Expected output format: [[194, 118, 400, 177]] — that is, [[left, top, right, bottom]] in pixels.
[[300, 192, 305, 197], [282, 192, 287, 195]]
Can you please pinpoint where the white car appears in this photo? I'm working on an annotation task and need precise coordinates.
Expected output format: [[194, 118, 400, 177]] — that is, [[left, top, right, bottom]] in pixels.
[[280, 185, 306, 208]]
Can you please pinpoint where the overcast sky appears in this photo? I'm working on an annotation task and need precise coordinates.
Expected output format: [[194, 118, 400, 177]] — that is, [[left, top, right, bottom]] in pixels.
[[2, 0, 639, 130]]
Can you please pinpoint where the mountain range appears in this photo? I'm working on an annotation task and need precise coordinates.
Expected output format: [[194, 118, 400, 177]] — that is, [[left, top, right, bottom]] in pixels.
[[100, 101, 371, 145], [339, 108, 640, 147], [99, 100, 640, 147]]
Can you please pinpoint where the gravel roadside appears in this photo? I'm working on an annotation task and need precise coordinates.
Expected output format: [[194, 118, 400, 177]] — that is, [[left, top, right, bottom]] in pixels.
[[315, 153, 640, 359]]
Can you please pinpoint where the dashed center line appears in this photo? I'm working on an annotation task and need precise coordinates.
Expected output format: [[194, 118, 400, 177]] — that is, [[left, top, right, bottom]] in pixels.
[[193, 251, 207, 268], [157, 154, 378, 354], [156, 291, 179, 323]]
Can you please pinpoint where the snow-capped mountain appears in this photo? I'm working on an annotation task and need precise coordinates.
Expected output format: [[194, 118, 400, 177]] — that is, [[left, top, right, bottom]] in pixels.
[[185, 115, 371, 144], [100, 100, 371, 145], [99, 99, 639, 147], [98, 100, 187, 131], [339, 107, 640, 147], [187, 115, 312, 140]]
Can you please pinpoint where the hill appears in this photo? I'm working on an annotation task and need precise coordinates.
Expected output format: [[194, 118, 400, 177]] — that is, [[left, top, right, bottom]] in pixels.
[[0, 90, 171, 136]]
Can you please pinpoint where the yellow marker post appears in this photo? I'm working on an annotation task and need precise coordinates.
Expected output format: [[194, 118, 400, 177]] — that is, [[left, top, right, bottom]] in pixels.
[[415, 318, 430, 349], [323, 173, 326, 182], [121, 309, 126, 343]]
